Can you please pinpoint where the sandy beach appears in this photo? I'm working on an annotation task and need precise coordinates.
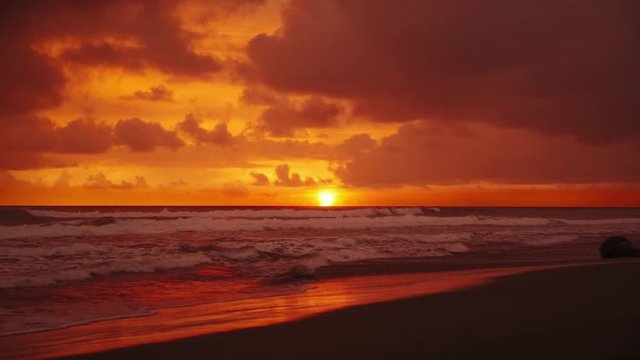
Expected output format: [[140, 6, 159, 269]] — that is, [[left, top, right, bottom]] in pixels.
[[1, 259, 636, 359], [65, 261, 640, 360]]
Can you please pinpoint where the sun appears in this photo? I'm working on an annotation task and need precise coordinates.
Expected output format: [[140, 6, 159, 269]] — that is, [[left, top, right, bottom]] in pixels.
[[318, 190, 336, 207]]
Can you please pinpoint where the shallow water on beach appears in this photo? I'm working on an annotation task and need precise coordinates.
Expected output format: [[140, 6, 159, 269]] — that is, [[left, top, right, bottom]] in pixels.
[[1, 206, 639, 341], [2, 265, 556, 359]]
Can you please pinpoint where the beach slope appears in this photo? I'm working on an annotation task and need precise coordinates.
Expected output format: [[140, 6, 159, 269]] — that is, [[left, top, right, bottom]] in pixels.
[[70, 261, 640, 359]]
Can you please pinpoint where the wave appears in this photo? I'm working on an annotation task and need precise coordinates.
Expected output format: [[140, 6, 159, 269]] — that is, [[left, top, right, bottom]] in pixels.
[[0, 232, 473, 289], [0, 207, 57, 226], [3, 209, 639, 290], [2, 214, 639, 240], [0, 253, 212, 289], [206, 233, 472, 269], [189, 233, 474, 286], [1, 243, 106, 257]]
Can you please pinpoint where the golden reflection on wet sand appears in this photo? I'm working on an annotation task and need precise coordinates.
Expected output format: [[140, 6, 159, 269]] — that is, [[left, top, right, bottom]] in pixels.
[[1, 266, 558, 359]]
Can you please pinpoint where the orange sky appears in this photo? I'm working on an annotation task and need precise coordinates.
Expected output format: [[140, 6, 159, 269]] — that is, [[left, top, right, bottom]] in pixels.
[[1, 0, 639, 206]]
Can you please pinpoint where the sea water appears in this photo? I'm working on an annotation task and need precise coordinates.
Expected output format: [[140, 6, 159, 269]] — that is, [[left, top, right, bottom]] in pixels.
[[1, 206, 639, 337]]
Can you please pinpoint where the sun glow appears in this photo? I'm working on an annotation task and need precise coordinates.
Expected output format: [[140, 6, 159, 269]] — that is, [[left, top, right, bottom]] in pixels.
[[318, 191, 336, 207]]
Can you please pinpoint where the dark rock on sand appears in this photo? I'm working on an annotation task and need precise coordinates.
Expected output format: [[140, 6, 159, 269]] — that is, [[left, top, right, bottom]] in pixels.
[[600, 236, 639, 258], [270, 265, 318, 285]]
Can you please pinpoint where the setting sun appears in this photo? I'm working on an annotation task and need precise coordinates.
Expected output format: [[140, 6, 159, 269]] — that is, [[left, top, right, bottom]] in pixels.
[[318, 191, 336, 207]]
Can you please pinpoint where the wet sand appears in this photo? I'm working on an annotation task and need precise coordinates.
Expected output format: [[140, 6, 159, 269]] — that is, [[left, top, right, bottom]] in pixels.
[[56, 260, 640, 359], [3, 266, 540, 359]]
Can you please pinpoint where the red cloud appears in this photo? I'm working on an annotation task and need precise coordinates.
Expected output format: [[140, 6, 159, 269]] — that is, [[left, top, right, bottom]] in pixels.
[[0, 0, 264, 121], [0, 115, 192, 169], [0, 152, 49, 171], [83, 173, 148, 189], [178, 114, 234, 145], [130, 86, 174, 102], [250, 172, 270, 186], [4, 1, 223, 76], [0, 46, 65, 117], [248, 0, 640, 143], [334, 121, 640, 187], [55, 119, 114, 153], [1, 116, 112, 154], [274, 164, 316, 187], [240, 87, 284, 106], [332, 133, 377, 159], [0, 0, 264, 171], [114, 118, 184, 152], [0, 115, 188, 169], [258, 97, 342, 137]]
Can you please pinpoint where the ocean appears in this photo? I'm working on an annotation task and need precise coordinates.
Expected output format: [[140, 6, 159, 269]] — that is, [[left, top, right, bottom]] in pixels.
[[1, 206, 640, 352]]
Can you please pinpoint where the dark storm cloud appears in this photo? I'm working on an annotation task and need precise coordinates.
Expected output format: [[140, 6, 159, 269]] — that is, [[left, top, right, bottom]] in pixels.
[[258, 97, 343, 137], [0, 115, 187, 169], [0, 116, 112, 154], [239, 87, 284, 106], [114, 118, 184, 152], [0, 0, 270, 170], [334, 121, 640, 187], [0, 0, 226, 119], [0, 45, 65, 117], [0, 116, 113, 170], [248, 0, 640, 143], [2, 0, 223, 74]]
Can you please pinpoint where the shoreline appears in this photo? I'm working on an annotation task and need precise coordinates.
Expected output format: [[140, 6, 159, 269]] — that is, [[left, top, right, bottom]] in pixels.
[[68, 260, 640, 360], [0, 242, 601, 341], [3, 260, 637, 359]]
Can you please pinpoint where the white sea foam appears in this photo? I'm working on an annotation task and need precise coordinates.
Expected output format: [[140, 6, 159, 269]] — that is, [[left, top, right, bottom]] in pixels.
[[2, 209, 640, 290], [216, 233, 473, 268], [208, 237, 471, 276], [240, 232, 471, 277], [0, 231, 474, 289]]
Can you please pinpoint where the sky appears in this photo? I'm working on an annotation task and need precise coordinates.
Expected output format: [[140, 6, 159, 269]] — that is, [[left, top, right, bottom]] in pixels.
[[1, 0, 639, 206]]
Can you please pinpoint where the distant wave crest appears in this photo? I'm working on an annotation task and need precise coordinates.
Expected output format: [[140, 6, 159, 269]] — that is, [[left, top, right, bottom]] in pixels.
[[1, 213, 639, 240]]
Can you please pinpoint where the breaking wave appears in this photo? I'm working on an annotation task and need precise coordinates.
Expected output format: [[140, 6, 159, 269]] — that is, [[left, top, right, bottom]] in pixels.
[[4, 206, 640, 342], [0, 253, 212, 288], [2, 213, 639, 240], [2, 207, 640, 290], [0, 231, 472, 289]]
